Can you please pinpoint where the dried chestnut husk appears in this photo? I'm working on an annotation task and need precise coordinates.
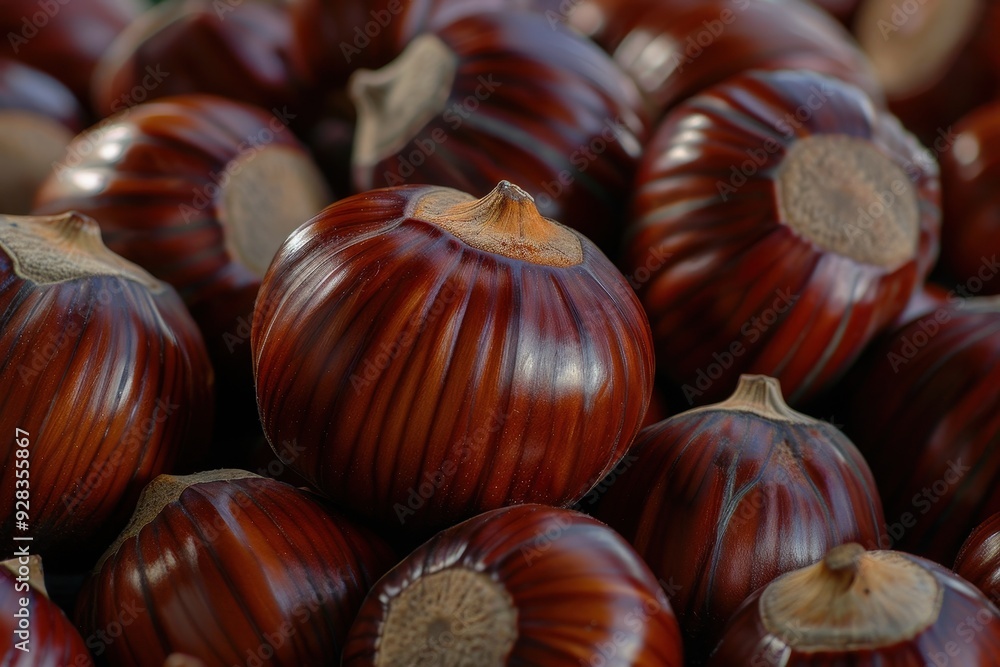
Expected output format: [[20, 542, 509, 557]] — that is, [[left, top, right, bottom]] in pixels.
[[0, 58, 85, 214], [844, 296, 1000, 564], [253, 181, 654, 533], [347, 11, 648, 252], [343, 504, 684, 666], [939, 101, 1000, 294], [0, 555, 92, 666], [78, 470, 395, 666], [708, 543, 1000, 665], [0, 212, 213, 560], [596, 375, 885, 663], [33, 95, 331, 432], [627, 69, 939, 406]]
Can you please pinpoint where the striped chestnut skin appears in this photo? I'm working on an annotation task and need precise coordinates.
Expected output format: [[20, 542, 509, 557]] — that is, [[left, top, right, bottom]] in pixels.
[[0, 58, 85, 215], [347, 10, 648, 254], [77, 470, 396, 666], [92, 0, 306, 119], [0, 212, 213, 560], [627, 69, 940, 407], [0, 556, 93, 667], [32, 95, 331, 431], [939, 101, 1000, 295], [0, 0, 145, 110], [252, 181, 655, 534], [561, 0, 881, 117], [708, 544, 1000, 666], [343, 504, 684, 667], [843, 296, 1000, 565], [595, 375, 885, 664], [956, 513, 1000, 606]]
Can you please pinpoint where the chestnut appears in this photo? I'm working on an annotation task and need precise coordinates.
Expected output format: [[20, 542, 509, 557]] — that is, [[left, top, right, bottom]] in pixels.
[[343, 504, 684, 666], [956, 513, 1000, 606], [595, 375, 885, 663], [32, 94, 331, 434], [853, 0, 1000, 144], [563, 0, 881, 116], [77, 469, 395, 666], [347, 10, 648, 252], [843, 296, 1000, 565], [0, 0, 145, 110], [939, 100, 1000, 295], [0, 555, 92, 665], [0, 212, 213, 561], [0, 58, 85, 214], [811, 0, 861, 25], [627, 69, 939, 406], [708, 543, 1000, 665], [92, 0, 306, 119], [252, 180, 654, 533]]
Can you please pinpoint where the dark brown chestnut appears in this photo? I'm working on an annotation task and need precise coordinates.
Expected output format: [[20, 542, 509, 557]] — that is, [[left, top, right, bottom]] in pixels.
[[939, 100, 1000, 294], [844, 296, 1000, 565], [627, 69, 939, 406], [0, 556, 93, 666], [343, 504, 684, 667], [92, 0, 306, 119], [0, 212, 214, 561], [595, 375, 885, 663], [0, 0, 145, 109], [346, 10, 648, 252], [956, 512, 1000, 606], [252, 180, 654, 533], [0, 58, 85, 214], [32, 94, 331, 433], [77, 470, 395, 666], [709, 543, 1000, 665]]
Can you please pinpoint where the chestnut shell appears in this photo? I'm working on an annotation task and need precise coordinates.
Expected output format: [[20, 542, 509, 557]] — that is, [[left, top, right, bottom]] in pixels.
[[956, 512, 1000, 606]]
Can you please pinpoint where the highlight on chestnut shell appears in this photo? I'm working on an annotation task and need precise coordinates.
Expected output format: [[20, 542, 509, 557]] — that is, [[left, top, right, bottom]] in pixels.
[[342, 504, 684, 667], [956, 512, 1000, 607], [77, 469, 396, 666], [707, 543, 1000, 665], [595, 374, 886, 663], [627, 69, 940, 407], [252, 180, 655, 534], [0, 211, 214, 559]]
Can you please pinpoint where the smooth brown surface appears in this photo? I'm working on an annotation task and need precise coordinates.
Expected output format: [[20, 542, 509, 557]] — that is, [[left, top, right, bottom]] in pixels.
[[956, 512, 1000, 605], [252, 183, 655, 534], [343, 505, 684, 666], [627, 69, 940, 406], [79, 475, 395, 666], [595, 376, 885, 664]]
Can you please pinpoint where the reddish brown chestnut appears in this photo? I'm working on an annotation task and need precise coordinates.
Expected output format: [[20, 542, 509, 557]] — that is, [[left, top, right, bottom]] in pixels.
[[939, 101, 1000, 294], [77, 470, 395, 666], [844, 296, 1000, 565], [253, 181, 654, 533], [347, 11, 648, 252], [343, 504, 684, 667], [956, 512, 1000, 606], [0, 212, 213, 560], [0, 58, 85, 214], [92, 0, 306, 118], [628, 69, 939, 406], [0, 555, 93, 666], [595, 375, 885, 663], [0, 0, 145, 109], [708, 543, 1000, 665], [32, 95, 330, 429]]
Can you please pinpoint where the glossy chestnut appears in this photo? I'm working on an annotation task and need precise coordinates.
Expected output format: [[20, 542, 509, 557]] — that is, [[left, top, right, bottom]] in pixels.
[[343, 504, 684, 667], [844, 296, 1000, 564], [708, 543, 1000, 665], [595, 375, 885, 664], [252, 181, 655, 533], [0, 212, 213, 561], [627, 69, 939, 406], [77, 470, 395, 666]]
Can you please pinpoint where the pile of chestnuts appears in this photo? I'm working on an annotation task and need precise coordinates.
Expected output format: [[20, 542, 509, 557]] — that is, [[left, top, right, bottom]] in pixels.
[[3, 0, 1000, 665]]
